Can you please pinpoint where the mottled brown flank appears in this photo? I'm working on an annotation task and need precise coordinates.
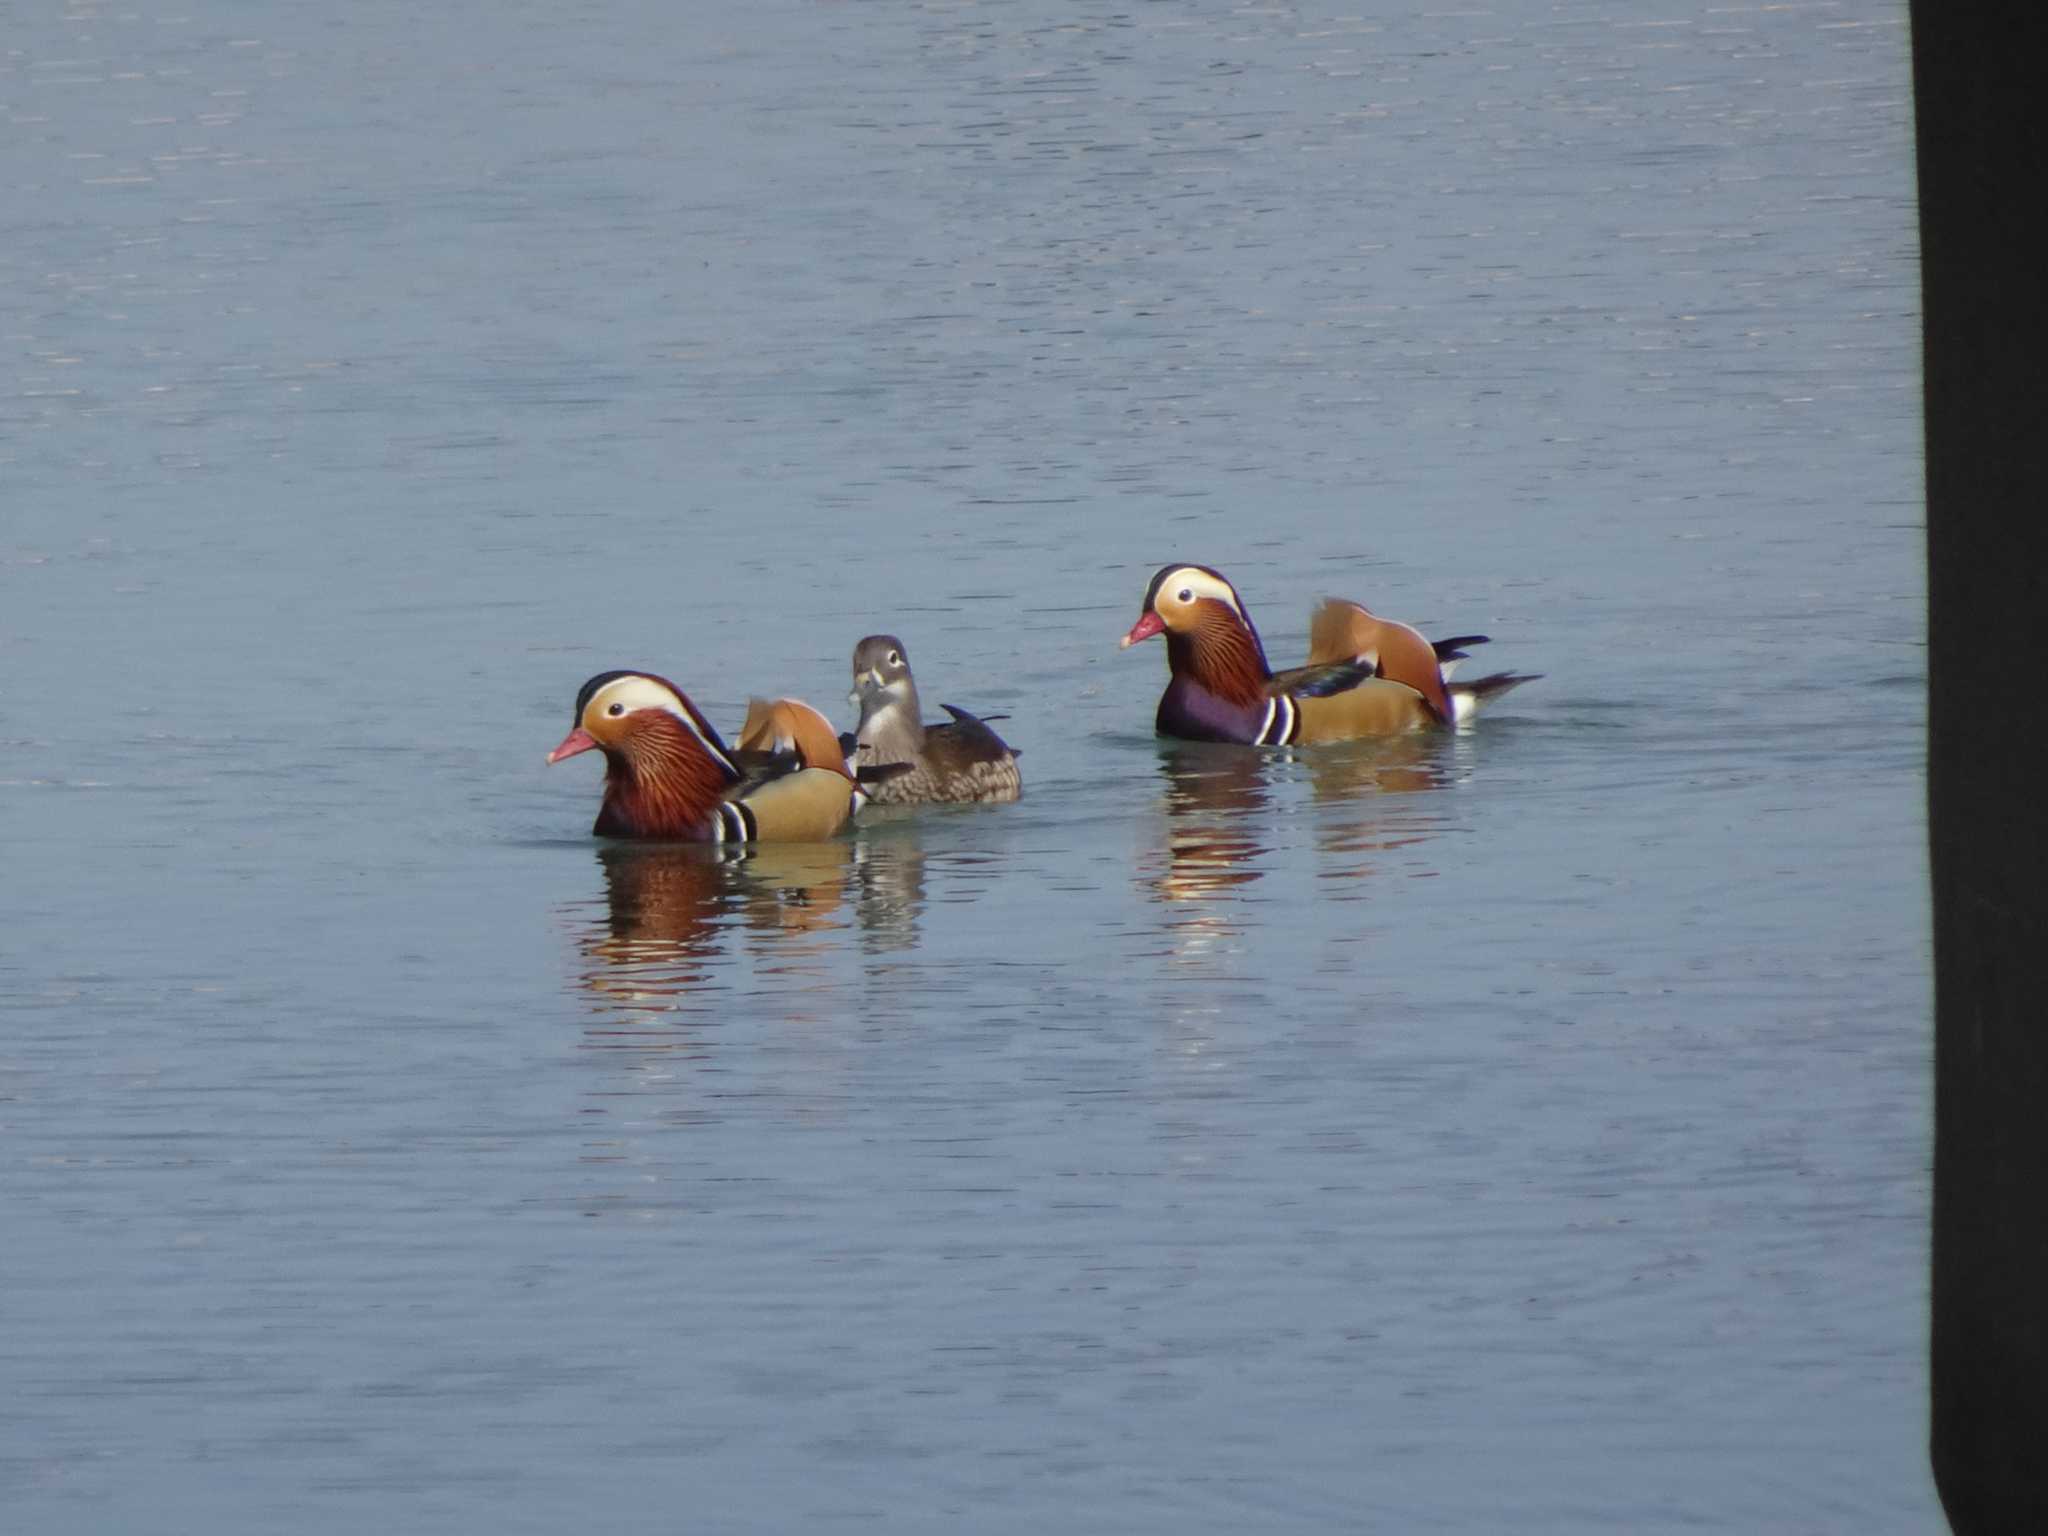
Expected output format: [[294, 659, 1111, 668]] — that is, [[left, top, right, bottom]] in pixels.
[[1167, 599, 1271, 708], [862, 733, 1022, 805], [593, 711, 737, 839]]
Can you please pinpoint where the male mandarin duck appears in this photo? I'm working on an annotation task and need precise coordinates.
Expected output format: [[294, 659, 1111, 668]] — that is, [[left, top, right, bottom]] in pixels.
[[844, 634, 1021, 805], [547, 670, 861, 841], [1119, 563, 1536, 744]]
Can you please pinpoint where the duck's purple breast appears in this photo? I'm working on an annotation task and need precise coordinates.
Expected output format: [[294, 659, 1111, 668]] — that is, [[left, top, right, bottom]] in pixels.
[[1156, 678, 1262, 744]]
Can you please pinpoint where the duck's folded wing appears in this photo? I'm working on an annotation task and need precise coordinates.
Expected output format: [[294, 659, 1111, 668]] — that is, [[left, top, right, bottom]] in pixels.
[[936, 703, 1018, 756], [1267, 660, 1377, 698], [728, 747, 799, 779]]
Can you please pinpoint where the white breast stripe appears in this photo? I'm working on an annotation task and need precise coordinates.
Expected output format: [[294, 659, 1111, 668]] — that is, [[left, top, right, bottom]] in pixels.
[[1265, 697, 1301, 746], [1254, 694, 1299, 746]]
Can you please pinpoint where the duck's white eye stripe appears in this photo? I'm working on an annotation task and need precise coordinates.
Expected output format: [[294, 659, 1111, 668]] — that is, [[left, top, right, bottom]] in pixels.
[[1162, 568, 1245, 621], [589, 678, 738, 778]]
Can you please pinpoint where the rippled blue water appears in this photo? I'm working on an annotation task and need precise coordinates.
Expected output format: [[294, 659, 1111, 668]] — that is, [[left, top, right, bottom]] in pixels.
[[3, 2, 1929, 1530]]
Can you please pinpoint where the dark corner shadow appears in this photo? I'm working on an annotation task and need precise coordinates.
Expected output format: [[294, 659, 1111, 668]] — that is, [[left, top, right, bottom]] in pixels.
[[1915, 3, 2048, 1528]]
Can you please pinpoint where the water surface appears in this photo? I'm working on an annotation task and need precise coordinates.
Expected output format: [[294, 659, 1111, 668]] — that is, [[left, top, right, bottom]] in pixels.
[[3, 2, 1929, 1530]]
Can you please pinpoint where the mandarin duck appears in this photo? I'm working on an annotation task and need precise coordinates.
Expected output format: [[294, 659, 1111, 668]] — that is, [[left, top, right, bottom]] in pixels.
[[547, 671, 861, 841], [1119, 564, 1536, 744], [843, 635, 1021, 805]]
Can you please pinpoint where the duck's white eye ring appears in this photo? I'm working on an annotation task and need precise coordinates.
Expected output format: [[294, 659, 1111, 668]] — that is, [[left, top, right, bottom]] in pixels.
[[607, 702, 625, 716], [1177, 587, 1192, 603], [887, 650, 901, 667]]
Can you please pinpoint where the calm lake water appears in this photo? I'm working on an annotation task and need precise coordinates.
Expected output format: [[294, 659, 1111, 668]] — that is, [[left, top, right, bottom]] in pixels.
[[3, 2, 1930, 1530]]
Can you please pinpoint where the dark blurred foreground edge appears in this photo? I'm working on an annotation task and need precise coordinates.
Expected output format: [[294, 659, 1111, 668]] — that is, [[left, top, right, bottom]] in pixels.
[[1916, 3, 2048, 1529]]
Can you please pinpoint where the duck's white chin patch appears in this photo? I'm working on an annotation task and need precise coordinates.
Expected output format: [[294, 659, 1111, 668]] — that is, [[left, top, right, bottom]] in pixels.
[[859, 693, 911, 727]]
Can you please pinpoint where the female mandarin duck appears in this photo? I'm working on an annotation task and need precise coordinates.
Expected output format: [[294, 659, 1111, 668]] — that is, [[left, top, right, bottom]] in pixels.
[[547, 671, 861, 840], [844, 634, 1021, 805], [1119, 563, 1535, 744]]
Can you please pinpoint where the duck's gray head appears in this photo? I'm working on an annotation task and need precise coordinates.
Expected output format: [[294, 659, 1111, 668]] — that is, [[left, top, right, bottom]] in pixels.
[[849, 634, 917, 713]]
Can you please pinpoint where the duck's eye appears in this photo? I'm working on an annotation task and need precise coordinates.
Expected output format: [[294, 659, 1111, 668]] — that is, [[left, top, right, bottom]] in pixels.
[[887, 650, 901, 667], [1177, 587, 1193, 603], [606, 702, 625, 717]]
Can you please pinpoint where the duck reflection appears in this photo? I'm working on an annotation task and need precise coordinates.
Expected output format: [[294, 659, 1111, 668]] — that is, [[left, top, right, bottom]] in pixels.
[[1146, 743, 1274, 905], [1135, 744, 1276, 972], [848, 819, 929, 955], [574, 843, 736, 1026], [567, 827, 937, 1028], [559, 840, 861, 1217], [1306, 735, 1457, 876], [728, 840, 864, 984], [1305, 731, 1453, 801], [570, 840, 861, 1023], [1139, 735, 1460, 944]]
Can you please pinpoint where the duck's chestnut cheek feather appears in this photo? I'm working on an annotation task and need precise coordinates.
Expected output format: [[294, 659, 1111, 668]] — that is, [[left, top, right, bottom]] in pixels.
[[1121, 611, 1166, 648], [547, 726, 599, 765]]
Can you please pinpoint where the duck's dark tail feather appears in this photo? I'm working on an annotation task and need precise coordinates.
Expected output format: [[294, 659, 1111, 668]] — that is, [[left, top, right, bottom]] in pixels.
[[1431, 634, 1491, 663], [1448, 670, 1541, 723]]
